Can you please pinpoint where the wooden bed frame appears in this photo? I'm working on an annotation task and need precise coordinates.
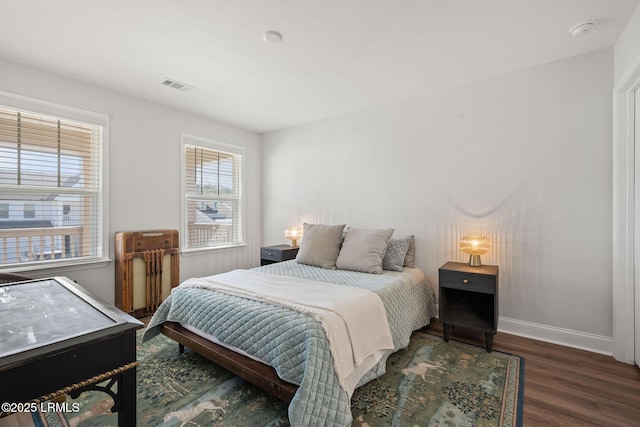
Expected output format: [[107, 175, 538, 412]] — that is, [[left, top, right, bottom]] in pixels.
[[161, 322, 298, 403]]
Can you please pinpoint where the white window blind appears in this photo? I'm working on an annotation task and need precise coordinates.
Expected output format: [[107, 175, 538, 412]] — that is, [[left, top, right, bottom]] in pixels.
[[182, 134, 244, 251], [0, 104, 104, 268]]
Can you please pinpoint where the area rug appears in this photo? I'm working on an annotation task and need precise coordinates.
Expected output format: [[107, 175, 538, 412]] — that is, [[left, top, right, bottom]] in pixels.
[[62, 330, 523, 427]]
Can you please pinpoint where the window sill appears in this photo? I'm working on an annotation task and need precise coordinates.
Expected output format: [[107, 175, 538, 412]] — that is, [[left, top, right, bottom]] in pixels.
[[181, 243, 248, 257], [1, 257, 112, 277]]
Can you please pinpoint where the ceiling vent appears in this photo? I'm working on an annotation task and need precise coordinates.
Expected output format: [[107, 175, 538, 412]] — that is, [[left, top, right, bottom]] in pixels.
[[161, 78, 194, 92]]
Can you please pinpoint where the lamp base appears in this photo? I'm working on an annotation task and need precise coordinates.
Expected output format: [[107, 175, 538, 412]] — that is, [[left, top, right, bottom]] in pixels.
[[289, 240, 298, 247], [468, 254, 482, 267]]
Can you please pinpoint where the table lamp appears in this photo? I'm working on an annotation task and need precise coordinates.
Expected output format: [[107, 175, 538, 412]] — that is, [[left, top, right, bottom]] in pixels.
[[460, 235, 490, 266], [285, 228, 302, 247]]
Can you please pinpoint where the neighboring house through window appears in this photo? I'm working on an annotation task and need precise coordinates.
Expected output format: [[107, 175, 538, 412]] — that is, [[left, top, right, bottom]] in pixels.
[[0, 92, 108, 268], [181, 133, 244, 251]]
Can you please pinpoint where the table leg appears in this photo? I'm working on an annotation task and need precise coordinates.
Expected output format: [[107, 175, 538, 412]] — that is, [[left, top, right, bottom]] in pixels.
[[117, 368, 137, 427], [443, 324, 451, 342], [485, 332, 494, 353]]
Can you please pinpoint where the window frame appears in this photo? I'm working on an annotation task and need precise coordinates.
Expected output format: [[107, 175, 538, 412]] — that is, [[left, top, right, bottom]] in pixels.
[[180, 133, 245, 253], [0, 90, 109, 272]]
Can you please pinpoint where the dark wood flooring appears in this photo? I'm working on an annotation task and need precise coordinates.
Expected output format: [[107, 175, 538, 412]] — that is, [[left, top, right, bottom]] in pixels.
[[421, 319, 640, 427]]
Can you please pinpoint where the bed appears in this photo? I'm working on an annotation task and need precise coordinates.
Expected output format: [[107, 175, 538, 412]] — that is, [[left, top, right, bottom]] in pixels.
[[143, 227, 436, 427]]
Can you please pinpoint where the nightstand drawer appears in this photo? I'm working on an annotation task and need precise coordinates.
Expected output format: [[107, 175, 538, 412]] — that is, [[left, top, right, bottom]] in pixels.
[[260, 245, 299, 263], [439, 270, 495, 294], [261, 247, 282, 262]]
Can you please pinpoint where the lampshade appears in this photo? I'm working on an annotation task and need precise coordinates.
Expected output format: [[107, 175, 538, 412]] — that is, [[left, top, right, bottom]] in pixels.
[[460, 235, 490, 266], [285, 228, 302, 247]]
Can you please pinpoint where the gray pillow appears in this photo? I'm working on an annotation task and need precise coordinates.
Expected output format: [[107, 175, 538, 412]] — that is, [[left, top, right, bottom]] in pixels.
[[403, 235, 416, 268], [295, 223, 345, 269], [382, 236, 413, 271], [336, 227, 394, 274]]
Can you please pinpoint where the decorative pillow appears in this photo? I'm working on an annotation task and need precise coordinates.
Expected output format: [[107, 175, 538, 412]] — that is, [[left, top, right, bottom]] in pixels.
[[403, 235, 416, 268], [335, 227, 394, 274], [295, 223, 346, 269], [382, 236, 413, 271]]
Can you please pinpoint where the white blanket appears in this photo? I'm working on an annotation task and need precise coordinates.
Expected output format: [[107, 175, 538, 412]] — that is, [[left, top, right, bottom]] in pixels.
[[179, 269, 394, 396]]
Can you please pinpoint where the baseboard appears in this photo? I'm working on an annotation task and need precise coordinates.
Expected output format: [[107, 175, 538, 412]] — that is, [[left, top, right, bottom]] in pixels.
[[431, 307, 614, 356], [498, 316, 613, 356]]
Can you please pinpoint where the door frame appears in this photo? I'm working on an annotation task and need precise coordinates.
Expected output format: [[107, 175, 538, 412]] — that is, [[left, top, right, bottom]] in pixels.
[[613, 61, 640, 364]]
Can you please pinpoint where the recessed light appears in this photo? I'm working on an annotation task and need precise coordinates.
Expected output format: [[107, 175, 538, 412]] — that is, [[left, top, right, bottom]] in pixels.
[[263, 30, 283, 44], [569, 22, 595, 37]]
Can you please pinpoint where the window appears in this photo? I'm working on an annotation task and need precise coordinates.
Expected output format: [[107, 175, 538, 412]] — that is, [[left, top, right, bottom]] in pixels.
[[181, 134, 244, 251], [23, 203, 35, 219], [0, 96, 107, 268]]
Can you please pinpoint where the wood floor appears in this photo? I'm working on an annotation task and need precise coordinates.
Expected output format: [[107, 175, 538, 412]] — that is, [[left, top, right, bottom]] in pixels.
[[421, 320, 640, 427]]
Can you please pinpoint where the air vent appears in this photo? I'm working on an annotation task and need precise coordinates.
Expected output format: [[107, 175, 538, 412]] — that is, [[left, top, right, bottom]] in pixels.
[[161, 78, 194, 92]]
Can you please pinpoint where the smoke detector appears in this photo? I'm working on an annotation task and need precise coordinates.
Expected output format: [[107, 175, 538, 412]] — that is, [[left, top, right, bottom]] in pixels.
[[263, 31, 283, 43], [569, 22, 595, 37], [161, 78, 194, 92]]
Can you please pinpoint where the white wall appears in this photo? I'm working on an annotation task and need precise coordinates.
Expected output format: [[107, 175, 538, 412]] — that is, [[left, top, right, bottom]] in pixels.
[[0, 58, 262, 304], [615, 3, 640, 84], [262, 49, 614, 352]]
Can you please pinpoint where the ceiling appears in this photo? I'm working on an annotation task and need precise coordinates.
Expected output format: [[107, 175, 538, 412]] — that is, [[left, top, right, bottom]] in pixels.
[[0, 0, 638, 133]]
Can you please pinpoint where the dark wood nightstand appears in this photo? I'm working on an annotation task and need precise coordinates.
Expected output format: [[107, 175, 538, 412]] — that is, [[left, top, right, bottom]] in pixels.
[[439, 261, 499, 352], [260, 244, 299, 266]]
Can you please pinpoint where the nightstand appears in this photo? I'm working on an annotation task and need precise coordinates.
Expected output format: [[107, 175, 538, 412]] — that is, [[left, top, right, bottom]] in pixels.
[[439, 261, 499, 352], [260, 244, 299, 266]]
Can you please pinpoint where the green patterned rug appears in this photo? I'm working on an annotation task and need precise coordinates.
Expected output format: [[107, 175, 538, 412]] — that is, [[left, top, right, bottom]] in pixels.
[[63, 330, 523, 426]]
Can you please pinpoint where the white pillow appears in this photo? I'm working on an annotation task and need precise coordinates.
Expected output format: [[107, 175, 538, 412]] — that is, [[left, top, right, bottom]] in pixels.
[[295, 223, 345, 269], [336, 227, 394, 274]]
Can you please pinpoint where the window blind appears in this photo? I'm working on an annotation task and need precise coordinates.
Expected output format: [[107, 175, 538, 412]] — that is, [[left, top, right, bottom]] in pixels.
[[182, 136, 244, 250], [0, 105, 103, 267]]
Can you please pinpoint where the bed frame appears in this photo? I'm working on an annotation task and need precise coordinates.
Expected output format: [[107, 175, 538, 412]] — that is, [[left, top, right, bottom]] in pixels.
[[161, 322, 298, 403]]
